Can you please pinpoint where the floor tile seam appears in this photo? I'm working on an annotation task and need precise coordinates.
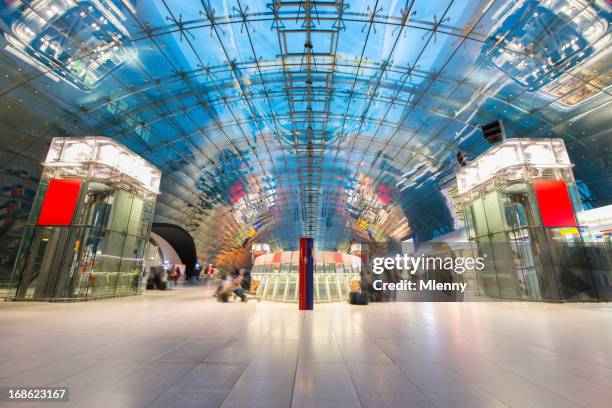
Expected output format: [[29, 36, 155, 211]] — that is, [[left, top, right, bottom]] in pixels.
[[444, 354, 590, 408], [60, 361, 156, 407], [153, 336, 236, 366], [330, 327, 364, 408], [41, 359, 108, 391], [0, 358, 62, 382], [498, 360, 612, 393], [213, 320, 295, 408], [406, 332, 551, 368], [399, 361, 513, 408], [370, 334, 424, 352], [65, 336, 190, 362], [0, 337, 86, 381], [75, 349, 213, 403], [353, 319, 438, 408], [288, 312, 305, 408], [483, 328, 612, 369], [0, 338, 78, 366], [69, 359, 205, 407], [142, 360, 237, 408], [391, 322, 594, 368], [495, 363, 593, 408], [64, 356, 191, 406]]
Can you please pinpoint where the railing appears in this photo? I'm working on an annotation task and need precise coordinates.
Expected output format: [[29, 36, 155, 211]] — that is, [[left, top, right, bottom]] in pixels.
[[251, 272, 360, 303]]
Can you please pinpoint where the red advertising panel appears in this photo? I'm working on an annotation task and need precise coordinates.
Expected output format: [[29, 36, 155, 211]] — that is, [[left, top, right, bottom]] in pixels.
[[533, 180, 577, 227], [37, 179, 82, 225]]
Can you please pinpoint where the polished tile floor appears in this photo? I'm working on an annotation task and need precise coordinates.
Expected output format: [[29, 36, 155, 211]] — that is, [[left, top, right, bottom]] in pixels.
[[1, 284, 611, 408]]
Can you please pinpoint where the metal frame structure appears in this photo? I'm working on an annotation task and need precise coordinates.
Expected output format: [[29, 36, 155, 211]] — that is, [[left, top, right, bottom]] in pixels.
[[0, 0, 610, 268]]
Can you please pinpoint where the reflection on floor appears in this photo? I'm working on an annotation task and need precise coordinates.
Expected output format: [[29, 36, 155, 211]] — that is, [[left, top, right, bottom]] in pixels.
[[1, 283, 611, 408]]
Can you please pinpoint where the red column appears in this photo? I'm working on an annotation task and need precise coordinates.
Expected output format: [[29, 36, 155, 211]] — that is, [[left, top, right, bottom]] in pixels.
[[299, 237, 314, 310]]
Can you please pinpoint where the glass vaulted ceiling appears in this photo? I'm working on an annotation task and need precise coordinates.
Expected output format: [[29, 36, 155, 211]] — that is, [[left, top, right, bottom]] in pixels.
[[0, 0, 610, 265]]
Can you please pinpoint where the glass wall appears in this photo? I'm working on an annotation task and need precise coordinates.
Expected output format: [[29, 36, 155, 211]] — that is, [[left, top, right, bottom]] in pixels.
[[251, 250, 361, 303], [464, 182, 608, 302], [9, 180, 155, 301]]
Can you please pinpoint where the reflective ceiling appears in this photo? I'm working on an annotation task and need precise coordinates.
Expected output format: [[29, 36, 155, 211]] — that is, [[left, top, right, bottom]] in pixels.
[[0, 0, 610, 265]]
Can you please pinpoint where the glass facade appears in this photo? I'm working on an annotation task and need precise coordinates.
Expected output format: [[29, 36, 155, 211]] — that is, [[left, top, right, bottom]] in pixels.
[[460, 140, 611, 302], [0, 1, 609, 291], [7, 138, 160, 301], [250, 250, 360, 303], [1, 1, 610, 268]]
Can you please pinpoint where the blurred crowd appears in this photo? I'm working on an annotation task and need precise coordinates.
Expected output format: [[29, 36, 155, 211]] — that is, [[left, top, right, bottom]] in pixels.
[[214, 269, 252, 302]]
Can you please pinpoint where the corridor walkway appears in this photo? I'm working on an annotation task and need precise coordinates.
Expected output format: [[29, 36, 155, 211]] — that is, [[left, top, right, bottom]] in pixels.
[[1, 285, 611, 408]]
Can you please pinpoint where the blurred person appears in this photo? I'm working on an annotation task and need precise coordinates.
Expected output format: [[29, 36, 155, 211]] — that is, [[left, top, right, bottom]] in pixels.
[[214, 270, 230, 300], [214, 270, 249, 302], [241, 270, 252, 292], [232, 271, 248, 302], [168, 266, 181, 288]]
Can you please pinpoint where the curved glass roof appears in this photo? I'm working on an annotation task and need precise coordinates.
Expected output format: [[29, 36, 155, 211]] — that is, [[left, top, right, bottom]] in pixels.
[[0, 0, 610, 265]]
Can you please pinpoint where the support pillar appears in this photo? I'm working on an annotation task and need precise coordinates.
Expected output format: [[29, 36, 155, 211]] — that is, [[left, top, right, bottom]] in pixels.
[[299, 237, 314, 310]]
